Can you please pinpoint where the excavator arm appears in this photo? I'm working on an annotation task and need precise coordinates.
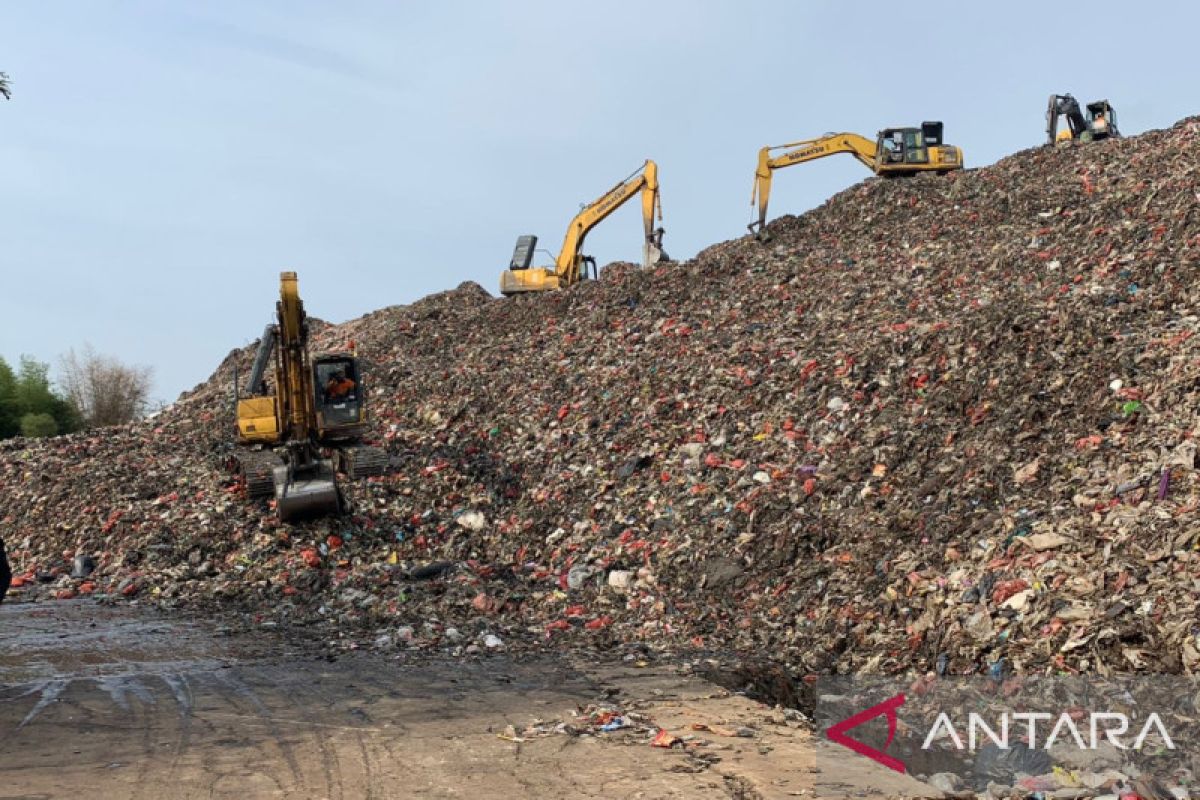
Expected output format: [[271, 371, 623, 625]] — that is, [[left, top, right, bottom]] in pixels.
[[268, 272, 343, 518], [276, 272, 314, 444], [552, 159, 666, 286], [1047, 94, 1087, 144], [749, 133, 878, 238]]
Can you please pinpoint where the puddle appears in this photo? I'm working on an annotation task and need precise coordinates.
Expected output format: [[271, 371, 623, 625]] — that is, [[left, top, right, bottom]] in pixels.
[[0, 600, 289, 730], [0, 600, 267, 684]]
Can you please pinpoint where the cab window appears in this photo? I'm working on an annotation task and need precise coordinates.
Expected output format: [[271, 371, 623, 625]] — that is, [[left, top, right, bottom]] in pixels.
[[903, 130, 928, 163], [317, 361, 359, 405]]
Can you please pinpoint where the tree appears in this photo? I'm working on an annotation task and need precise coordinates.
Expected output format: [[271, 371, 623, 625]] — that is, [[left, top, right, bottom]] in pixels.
[[16, 356, 79, 434], [59, 345, 154, 428], [0, 355, 80, 440], [15, 357, 56, 411], [20, 413, 57, 438], [0, 358, 17, 438]]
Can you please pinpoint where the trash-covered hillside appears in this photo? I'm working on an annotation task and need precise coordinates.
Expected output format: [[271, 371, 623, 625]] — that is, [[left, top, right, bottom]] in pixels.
[[3, 116, 1199, 678]]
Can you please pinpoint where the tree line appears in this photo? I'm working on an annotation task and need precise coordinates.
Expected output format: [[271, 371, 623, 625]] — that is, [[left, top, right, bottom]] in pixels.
[[0, 347, 154, 440]]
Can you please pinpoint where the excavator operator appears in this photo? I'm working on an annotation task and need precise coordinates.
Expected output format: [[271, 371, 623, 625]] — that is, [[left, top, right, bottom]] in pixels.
[[325, 370, 355, 401], [883, 133, 903, 163]]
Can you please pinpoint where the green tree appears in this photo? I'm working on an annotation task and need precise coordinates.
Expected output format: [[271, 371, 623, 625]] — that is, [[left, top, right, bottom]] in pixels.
[[15, 357, 56, 411], [16, 356, 78, 432], [49, 390, 81, 434], [0, 355, 81, 440], [0, 357, 17, 438], [20, 412, 58, 438]]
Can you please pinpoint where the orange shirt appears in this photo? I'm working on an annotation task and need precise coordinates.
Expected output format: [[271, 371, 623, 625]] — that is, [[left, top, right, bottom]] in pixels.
[[327, 378, 355, 398]]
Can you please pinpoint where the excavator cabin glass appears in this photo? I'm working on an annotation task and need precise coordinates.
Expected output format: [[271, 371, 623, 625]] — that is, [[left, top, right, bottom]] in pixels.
[[879, 128, 929, 166], [314, 357, 363, 426], [1086, 102, 1117, 137]]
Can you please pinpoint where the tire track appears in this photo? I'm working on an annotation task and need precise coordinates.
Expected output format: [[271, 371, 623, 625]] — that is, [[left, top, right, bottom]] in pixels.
[[253, 665, 345, 800], [208, 669, 305, 788]]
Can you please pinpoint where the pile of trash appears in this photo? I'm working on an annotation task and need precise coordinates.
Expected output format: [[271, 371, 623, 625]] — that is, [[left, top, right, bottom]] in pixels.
[[494, 698, 758, 761], [3, 116, 1200, 683]]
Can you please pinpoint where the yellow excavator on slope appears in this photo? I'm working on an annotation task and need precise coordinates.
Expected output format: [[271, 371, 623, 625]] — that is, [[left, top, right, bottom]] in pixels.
[[749, 122, 963, 240], [500, 159, 667, 295], [232, 272, 387, 520]]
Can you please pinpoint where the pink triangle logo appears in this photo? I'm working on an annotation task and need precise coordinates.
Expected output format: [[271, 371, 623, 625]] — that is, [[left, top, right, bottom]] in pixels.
[[824, 693, 908, 774]]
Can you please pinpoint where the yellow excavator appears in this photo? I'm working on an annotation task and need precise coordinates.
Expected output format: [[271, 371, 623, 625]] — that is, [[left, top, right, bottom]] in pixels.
[[499, 159, 667, 295], [749, 122, 963, 240], [232, 271, 387, 520]]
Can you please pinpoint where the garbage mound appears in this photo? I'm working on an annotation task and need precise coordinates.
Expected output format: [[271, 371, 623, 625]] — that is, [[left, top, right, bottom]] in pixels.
[[4, 118, 1200, 678]]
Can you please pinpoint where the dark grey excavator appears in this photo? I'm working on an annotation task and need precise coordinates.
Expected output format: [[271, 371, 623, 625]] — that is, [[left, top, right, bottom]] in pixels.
[[1047, 94, 1119, 144]]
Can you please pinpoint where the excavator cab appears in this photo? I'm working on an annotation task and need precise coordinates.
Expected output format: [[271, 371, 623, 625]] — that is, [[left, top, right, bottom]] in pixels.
[[313, 354, 366, 436], [875, 122, 961, 174], [1086, 100, 1118, 140], [877, 127, 930, 168]]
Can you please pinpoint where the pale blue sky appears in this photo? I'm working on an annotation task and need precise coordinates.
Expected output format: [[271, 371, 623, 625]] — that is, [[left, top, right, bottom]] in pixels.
[[1, 1, 1195, 402]]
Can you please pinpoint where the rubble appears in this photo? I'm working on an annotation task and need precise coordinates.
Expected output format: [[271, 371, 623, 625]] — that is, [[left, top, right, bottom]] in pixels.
[[2, 117, 1200, 695]]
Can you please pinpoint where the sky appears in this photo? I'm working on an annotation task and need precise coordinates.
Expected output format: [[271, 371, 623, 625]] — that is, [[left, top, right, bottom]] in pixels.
[[1, 1, 1196, 403]]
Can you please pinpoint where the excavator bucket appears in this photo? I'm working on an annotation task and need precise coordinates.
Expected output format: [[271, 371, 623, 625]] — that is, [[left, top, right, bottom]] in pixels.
[[644, 228, 668, 267], [644, 241, 665, 267], [272, 461, 341, 521]]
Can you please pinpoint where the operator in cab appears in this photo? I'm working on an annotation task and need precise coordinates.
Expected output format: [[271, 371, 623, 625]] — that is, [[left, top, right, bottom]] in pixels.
[[324, 370, 356, 401]]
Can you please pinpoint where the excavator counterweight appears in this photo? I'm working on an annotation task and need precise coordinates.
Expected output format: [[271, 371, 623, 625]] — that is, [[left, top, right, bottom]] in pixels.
[[500, 160, 667, 296]]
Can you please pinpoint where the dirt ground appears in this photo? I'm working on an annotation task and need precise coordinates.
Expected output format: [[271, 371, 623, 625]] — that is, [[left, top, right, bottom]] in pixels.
[[0, 600, 936, 799]]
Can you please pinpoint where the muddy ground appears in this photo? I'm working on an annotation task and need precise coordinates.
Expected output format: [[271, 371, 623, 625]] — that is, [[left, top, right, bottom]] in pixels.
[[0, 600, 933, 799]]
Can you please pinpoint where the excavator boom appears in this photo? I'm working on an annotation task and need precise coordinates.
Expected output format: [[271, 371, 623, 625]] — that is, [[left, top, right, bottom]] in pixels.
[[500, 160, 666, 295], [269, 272, 339, 519], [1047, 94, 1087, 143], [750, 133, 878, 239], [277, 273, 315, 444]]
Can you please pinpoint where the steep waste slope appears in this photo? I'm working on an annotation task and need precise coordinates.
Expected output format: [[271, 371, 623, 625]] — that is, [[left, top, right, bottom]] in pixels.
[[3, 117, 1198, 677]]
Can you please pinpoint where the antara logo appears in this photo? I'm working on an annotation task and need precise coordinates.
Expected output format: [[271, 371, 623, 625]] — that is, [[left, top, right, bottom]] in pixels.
[[824, 692, 1177, 775], [824, 693, 908, 774], [921, 711, 1175, 753]]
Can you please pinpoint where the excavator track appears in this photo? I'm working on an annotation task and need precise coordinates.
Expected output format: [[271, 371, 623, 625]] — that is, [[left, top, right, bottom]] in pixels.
[[338, 446, 388, 479], [235, 450, 285, 499]]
